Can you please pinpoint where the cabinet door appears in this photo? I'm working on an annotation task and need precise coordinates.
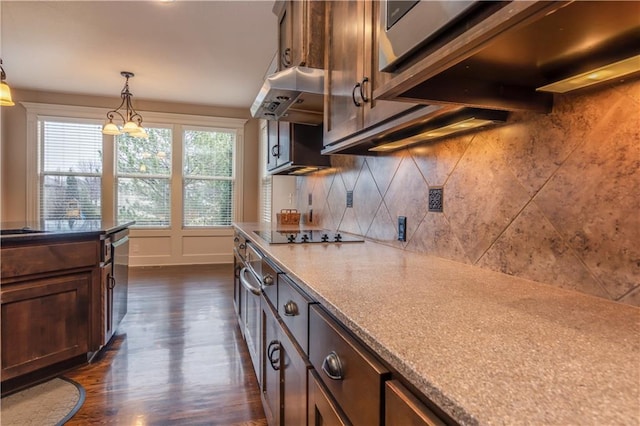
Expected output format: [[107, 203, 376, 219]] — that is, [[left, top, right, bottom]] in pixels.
[[277, 1, 294, 70], [277, 121, 291, 168], [323, 0, 366, 147], [276, 0, 324, 70], [103, 265, 113, 345], [1, 272, 92, 380], [267, 120, 279, 171], [280, 325, 311, 426], [362, 0, 419, 129], [308, 369, 350, 426], [385, 380, 445, 426], [261, 298, 281, 426]]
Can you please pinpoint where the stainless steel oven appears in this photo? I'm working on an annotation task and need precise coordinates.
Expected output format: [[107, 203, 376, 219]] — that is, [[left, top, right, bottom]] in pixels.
[[379, 0, 479, 71]]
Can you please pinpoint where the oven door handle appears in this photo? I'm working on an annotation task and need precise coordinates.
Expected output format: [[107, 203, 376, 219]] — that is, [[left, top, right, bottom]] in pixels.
[[239, 267, 262, 296]]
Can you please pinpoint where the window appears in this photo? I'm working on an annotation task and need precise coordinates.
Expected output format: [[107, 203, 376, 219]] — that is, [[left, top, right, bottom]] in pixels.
[[38, 119, 102, 230], [261, 176, 272, 223], [116, 127, 172, 227], [26, 103, 245, 234], [183, 128, 236, 227]]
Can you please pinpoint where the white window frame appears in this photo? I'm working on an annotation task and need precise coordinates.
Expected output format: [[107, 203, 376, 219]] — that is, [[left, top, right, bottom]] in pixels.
[[23, 102, 247, 229], [182, 125, 238, 228]]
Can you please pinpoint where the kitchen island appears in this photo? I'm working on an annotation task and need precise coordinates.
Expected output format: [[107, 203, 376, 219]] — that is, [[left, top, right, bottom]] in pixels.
[[234, 222, 639, 425], [0, 220, 133, 394]]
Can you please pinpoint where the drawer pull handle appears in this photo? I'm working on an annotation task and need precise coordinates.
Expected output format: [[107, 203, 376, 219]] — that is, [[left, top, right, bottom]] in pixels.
[[283, 300, 298, 316], [322, 351, 343, 380], [267, 340, 280, 371], [359, 77, 370, 103], [263, 274, 274, 287]]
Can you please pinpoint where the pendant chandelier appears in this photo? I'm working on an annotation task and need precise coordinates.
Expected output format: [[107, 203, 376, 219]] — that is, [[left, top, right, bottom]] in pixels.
[[0, 59, 15, 107], [102, 71, 148, 138]]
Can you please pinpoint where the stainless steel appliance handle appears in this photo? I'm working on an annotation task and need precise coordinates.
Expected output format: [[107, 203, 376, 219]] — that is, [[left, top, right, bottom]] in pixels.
[[239, 267, 261, 295], [112, 235, 129, 249], [321, 351, 344, 380]]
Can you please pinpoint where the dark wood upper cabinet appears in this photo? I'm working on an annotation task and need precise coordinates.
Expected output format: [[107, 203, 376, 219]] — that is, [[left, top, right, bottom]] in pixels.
[[322, 0, 428, 152], [273, 0, 325, 71], [266, 120, 330, 175]]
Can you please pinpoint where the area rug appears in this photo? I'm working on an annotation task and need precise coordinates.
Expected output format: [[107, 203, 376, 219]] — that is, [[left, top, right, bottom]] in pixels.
[[1, 377, 85, 425]]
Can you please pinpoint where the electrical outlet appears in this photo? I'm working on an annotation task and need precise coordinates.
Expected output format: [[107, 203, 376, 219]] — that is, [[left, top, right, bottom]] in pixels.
[[398, 216, 407, 241], [429, 187, 443, 212], [346, 190, 354, 208]]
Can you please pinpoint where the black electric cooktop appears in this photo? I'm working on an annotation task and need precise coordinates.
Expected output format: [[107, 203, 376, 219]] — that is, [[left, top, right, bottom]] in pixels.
[[253, 229, 365, 244]]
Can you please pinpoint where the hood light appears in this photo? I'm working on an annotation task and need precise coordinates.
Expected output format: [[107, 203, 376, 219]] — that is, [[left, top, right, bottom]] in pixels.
[[369, 111, 507, 153], [290, 166, 323, 175], [537, 54, 640, 94]]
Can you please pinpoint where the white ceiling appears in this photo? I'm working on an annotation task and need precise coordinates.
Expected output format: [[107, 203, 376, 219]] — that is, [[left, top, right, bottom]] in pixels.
[[0, 1, 278, 109]]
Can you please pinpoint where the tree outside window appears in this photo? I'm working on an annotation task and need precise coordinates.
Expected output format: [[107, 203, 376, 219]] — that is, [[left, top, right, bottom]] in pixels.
[[116, 128, 172, 227]]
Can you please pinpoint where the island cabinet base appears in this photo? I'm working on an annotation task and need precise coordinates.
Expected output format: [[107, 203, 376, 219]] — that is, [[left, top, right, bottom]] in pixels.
[[0, 234, 106, 393], [1, 271, 92, 382]]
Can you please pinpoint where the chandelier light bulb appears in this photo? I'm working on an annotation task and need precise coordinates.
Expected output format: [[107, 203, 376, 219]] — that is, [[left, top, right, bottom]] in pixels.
[[0, 59, 15, 107], [102, 121, 121, 135]]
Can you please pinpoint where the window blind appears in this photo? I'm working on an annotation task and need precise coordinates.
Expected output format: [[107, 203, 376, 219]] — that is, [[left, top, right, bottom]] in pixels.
[[183, 128, 236, 227], [261, 176, 272, 223], [39, 120, 103, 226]]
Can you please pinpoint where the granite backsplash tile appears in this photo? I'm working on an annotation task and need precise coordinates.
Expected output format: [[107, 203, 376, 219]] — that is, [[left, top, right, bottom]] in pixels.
[[297, 78, 640, 306]]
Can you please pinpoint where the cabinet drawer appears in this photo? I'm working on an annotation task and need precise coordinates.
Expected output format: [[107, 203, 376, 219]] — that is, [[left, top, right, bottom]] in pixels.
[[385, 380, 445, 426], [278, 275, 314, 354], [309, 305, 390, 426], [261, 258, 279, 307], [1, 240, 99, 279]]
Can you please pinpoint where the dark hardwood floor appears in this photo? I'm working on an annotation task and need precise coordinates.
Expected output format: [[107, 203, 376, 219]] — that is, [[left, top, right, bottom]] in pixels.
[[65, 264, 267, 425]]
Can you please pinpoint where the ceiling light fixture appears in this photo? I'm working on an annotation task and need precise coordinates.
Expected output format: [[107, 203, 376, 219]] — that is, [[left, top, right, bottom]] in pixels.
[[0, 59, 15, 107], [536, 54, 640, 94], [369, 109, 508, 152], [102, 71, 148, 138]]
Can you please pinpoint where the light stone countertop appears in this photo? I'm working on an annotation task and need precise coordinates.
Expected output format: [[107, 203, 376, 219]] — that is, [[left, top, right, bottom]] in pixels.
[[234, 223, 639, 425]]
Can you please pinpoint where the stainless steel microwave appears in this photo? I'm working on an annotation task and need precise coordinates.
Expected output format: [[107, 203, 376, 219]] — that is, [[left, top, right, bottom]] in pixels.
[[379, 0, 479, 71]]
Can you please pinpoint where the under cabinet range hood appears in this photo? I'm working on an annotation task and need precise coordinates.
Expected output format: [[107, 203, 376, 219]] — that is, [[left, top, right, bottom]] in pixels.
[[250, 66, 324, 126], [375, 1, 640, 113]]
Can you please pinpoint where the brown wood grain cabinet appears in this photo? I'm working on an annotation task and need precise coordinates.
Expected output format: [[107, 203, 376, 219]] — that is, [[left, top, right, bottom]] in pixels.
[[386, 380, 446, 426], [232, 229, 449, 426], [266, 120, 330, 175], [279, 323, 311, 426], [274, 0, 325, 71], [261, 297, 280, 426], [277, 274, 314, 355], [309, 304, 391, 426], [322, 0, 419, 149], [0, 238, 101, 386], [308, 369, 350, 426], [1, 271, 93, 380]]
